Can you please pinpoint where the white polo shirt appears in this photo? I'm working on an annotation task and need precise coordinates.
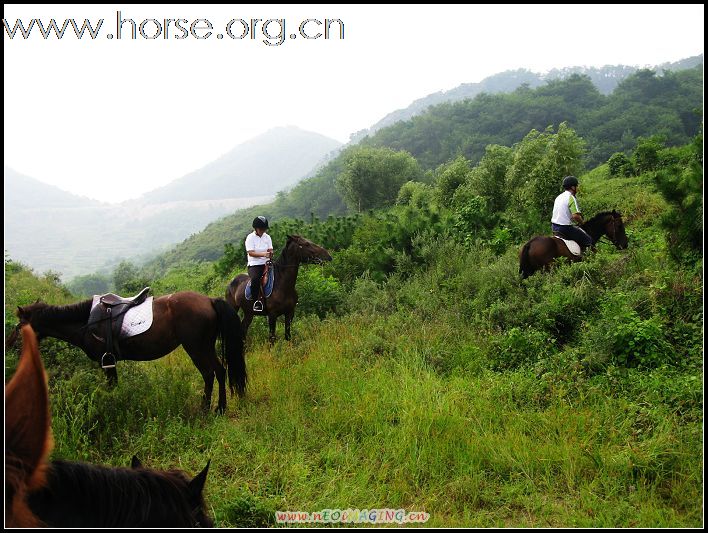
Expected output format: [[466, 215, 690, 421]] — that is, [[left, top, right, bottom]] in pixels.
[[245, 231, 273, 266], [551, 190, 581, 225]]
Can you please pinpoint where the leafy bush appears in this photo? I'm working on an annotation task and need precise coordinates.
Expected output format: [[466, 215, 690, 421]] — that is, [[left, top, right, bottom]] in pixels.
[[607, 152, 634, 177], [489, 327, 555, 371], [295, 267, 344, 318], [610, 313, 672, 368]]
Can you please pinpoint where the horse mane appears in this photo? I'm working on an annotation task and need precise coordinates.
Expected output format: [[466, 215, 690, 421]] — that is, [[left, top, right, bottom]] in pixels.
[[587, 210, 619, 222], [27, 461, 213, 527], [582, 211, 620, 234], [274, 235, 299, 268], [23, 299, 93, 325]]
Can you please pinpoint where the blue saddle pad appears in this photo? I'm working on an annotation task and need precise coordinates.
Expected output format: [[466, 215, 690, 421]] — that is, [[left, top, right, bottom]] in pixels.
[[245, 267, 275, 300]]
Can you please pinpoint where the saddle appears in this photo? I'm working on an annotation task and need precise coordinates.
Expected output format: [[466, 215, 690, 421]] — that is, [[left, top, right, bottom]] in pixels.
[[246, 261, 275, 301], [87, 287, 151, 369], [552, 233, 582, 257]]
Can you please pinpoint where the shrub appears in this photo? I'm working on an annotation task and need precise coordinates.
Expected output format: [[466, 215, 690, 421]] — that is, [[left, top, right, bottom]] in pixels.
[[607, 152, 634, 177], [295, 267, 344, 318], [489, 327, 555, 371]]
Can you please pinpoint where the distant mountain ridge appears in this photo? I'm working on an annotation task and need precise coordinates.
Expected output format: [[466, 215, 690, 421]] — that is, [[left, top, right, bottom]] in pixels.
[[4, 127, 341, 279], [142, 126, 342, 203], [350, 54, 704, 142], [4, 167, 101, 209]]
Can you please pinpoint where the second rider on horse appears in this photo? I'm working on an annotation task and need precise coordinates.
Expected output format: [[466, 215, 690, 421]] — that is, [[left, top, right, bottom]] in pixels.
[[551, 176, 593, 253]]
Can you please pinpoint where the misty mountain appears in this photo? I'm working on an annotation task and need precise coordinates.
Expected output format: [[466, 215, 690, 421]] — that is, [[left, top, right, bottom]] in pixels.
[[4, 167, 101, 209], [141, 126, 342, 203], [4, 127, 341, 280], [351, 54, 704, 142]]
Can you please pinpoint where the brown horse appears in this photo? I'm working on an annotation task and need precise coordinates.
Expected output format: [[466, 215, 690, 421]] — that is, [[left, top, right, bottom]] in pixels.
[[226, 235, 332, 343], [6, 291, 246, 414], [519, 210, 628, 279], [6, 325, 214, 527]]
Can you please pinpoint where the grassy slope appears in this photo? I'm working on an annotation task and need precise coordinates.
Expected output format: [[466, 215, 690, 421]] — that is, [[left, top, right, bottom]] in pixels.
[[4, 166, 702, 527]]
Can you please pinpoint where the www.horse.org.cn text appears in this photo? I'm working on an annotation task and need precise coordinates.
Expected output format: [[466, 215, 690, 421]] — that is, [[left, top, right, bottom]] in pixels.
[[3, 11, 345, 46]]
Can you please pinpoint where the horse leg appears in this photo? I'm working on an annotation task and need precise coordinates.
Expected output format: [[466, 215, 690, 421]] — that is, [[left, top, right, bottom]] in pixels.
[[184, 344, 227, 414], [103, 366, 118, 386], [241, 312, 254, 339], [284, 310, 294, 341], [268, 315, 277, 345]]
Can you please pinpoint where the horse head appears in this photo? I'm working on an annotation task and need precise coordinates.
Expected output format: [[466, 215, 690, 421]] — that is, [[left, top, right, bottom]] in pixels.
[[129, 455, 213, 527], [6, 301, 51, 348], [6, 325, 215, 528], [607, 210, 628, 249], [285, 234, 333, 264]]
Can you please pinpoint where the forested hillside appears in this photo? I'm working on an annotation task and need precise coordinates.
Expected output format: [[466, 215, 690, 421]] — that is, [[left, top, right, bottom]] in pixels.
[[355, 54, 703, 140], [141, 66, 702, 273]]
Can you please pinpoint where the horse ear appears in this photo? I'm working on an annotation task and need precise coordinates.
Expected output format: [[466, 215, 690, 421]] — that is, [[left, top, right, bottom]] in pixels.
[[5, 325, 53, 492], [130, 455, 143, 469], [188, 460, 211, 499]]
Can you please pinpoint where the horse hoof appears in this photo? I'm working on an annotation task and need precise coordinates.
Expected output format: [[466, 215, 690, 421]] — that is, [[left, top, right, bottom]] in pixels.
[[215, 405, 225, 415]]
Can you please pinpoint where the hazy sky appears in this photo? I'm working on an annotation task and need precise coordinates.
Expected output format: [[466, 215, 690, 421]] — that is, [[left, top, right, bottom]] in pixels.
[[3, 4, 704, 203]]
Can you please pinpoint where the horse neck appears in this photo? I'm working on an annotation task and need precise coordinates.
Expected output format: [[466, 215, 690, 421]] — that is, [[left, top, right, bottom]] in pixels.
[[31, 302, 91, 347], [29, 460, 201, 527], [274, 247, 301, 288], [581, 215, 610, 244]]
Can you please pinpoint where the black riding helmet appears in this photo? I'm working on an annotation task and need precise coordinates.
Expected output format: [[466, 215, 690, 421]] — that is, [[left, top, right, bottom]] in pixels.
[[562, 176, 579, 190], [252, 216, 269, 229]]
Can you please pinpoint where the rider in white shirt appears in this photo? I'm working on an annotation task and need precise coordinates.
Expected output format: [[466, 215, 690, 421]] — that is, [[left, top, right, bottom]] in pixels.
[[245, 216, 273, 311], [551, 176, 593, 251]]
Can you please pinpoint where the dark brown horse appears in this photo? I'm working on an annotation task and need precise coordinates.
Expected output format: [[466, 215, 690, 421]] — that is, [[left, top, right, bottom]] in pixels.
[[5, 325, 214, 528], [226, 235, 332, 343], [519, 210, 628, 279], [6, 291, 246, 413]]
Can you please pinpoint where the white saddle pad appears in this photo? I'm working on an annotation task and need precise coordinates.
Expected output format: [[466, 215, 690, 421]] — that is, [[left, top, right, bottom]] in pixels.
[[553, 236, 582, 257], [91, 295, 154, 337]]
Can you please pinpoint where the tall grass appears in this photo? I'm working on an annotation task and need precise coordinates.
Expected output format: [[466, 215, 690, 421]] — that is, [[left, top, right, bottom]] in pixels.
[[4, 170, 702, 527]]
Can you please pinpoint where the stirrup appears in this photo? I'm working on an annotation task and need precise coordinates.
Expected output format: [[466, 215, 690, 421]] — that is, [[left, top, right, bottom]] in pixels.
[[101, 352, 116, 369], [253, 300, 263, 312]]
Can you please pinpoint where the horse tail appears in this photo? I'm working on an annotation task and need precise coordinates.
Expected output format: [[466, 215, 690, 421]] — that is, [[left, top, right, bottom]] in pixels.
[[211, 298, 246, 397], [519, 239, 534, 279]]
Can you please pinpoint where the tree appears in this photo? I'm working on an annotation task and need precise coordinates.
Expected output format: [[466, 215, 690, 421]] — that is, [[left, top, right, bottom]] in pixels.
[[607, 152, 634, 177], [510, 123, 585, 219], [433, 155, 472, 207], [113, 261, 149, 294], [67, 273, 112, 297], [455, 144, 513, 212], [336, 147, 422, 211], [652, 132, 703, 262]]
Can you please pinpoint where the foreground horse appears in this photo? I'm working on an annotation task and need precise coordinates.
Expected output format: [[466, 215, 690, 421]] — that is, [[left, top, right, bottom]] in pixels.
[[6, 291, 246, 413], [6, 325, 213, 527], [226, 235, 332, 343], [519, 210, 628, 279]]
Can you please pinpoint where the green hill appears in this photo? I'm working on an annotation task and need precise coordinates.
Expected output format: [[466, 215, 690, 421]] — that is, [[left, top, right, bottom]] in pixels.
[[144, 66, 702, 273]]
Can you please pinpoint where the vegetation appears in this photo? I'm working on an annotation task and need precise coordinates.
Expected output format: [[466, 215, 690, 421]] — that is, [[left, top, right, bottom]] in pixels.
[[4, 72, 703, 526], [140, 67, 701, 274]]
